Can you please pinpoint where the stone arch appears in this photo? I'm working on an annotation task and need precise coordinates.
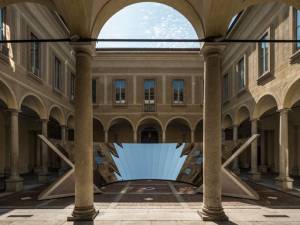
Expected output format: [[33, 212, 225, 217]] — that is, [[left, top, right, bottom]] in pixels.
[[235, 105, 251, 125], [91, 0, 204, 38], [283, 78, 300, 109], [66, 114, 75, 129], [93, 117, 105, 143], [137, 116, 163, 143], [48, 105, 65, 126], [253, 94, 279, 119], [0, 0, 55, 9], [0, 79, 17, 109], [19, 94, 47, 119], [108, 117, 135, 143], [222, 114, 234, 129], [165, 117, 192, 143]]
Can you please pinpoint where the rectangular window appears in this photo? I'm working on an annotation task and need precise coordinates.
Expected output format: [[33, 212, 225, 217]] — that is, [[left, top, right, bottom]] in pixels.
[[114, 79, 126, 104], [259, 34, 269, 76], [173, 79, 184, 104], [30, 33, 40, 77], [70, 73, 75, 101], [223, 74, 229, 101], [297, 10, 300, 49], [237, 57, 245, 90], [54, 57, 62, 90], [144, 79, 155, 112], [92, 79, 97, 103], [0, 7, 6, 41]]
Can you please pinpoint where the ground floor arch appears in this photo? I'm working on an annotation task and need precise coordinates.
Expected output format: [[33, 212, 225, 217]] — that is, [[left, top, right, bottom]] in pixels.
[[108, 117, 134, 143], [165, 117, 192, 143]]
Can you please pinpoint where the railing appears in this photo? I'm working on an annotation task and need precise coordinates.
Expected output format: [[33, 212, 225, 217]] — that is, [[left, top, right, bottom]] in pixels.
[[144, 103, 156, 112]]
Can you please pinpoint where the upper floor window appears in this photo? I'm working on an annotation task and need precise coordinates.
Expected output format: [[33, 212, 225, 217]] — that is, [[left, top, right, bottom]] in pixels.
[[70, 73, 75, 101], [258, 34, 269, 76], [296, 10, 300, 49], [144, 80, 155, 104], [53, 57, 62, 90], [30, 33, 40, 77], [0, 7, 6, 41], [173, 79, 184, 104], [115, 79, 126, 104], [223, 74, 229, 101], [92, 79, 97, 103], [237, 57, 245, 90]]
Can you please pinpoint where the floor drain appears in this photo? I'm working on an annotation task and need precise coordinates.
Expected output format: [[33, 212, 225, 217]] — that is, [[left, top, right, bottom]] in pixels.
[[8, 215, 33, 218], [263, 215, 289, 218]]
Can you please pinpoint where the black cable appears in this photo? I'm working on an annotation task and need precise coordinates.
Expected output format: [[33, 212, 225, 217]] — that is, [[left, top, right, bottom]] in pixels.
[[0, 38, 300, 44]]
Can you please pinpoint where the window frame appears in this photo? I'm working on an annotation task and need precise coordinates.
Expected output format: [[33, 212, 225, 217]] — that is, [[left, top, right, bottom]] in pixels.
[[144, 79, 156, 104], [236, 55, 247, 93], [172, 79, 185, 105], [114, 79, 127, 105], [29, 32, 41, 78], [53, 56, 63, 91], [257, 28, 273, 83]]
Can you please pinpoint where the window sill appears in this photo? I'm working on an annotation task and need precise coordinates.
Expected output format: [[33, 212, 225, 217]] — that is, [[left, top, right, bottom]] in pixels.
[[237, 87, 248, 97], [172, 103, 186, 107], [53, 87, 64, 96], [290, 49, 300, 64], [257, 71, 273, 85], [27, 72, 43, 83], [222, 99, 230, 105], [113, 103, 128, 107]]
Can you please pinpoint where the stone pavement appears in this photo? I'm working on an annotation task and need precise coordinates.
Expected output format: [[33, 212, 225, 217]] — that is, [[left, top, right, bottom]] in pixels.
[[1, 180, 300, 225]]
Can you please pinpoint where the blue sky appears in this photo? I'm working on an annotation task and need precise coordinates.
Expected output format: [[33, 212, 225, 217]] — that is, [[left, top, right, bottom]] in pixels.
[[97, 2, 200, 48], [112, 144, 187, 181]]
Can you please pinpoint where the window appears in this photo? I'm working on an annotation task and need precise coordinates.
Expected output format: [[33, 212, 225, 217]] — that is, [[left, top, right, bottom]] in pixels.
[[30, 33, 40, 77], [258, 34, 269, 76], [237, 57, 245, 90], [0, 7, 6, 41], [70, 73, 75, 101], [144, 79, 155, 112], [114, 79, 126, 104], [173, 79, 184, 104], [223, 74, 229, 101], [92, 79, 97, 103], [296, 10, 300, 49], [53, 57, 62, 90]]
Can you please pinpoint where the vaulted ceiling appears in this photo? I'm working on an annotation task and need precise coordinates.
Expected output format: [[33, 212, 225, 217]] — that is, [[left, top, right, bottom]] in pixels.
[[1, 0, 300, 38]]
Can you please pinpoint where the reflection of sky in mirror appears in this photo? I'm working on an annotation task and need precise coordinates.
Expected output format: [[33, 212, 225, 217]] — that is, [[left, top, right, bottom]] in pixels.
[[97, 3, 200, 49], [113, 144, 186, 181]]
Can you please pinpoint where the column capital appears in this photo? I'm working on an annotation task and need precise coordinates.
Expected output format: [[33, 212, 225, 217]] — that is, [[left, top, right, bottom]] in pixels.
[[71, 42, 94, 57], [278, 108, 291, 114], [41, 118, 49, 123], [250, 118, 259, 122], [7, 108, 19, 115], [201, 43, 226, 58]]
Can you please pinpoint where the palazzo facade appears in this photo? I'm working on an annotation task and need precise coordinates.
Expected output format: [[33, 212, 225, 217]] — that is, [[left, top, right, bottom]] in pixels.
[[0, 0, 300, 222]]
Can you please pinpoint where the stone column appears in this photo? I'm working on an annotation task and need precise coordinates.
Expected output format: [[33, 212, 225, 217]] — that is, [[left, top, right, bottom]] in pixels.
[[276, 109, 293, 190], [105, 130, 109, 143], [162, 129, 166, 143], [200, 43, 228, 221], [232, 125, 240, 174], [6, 109, 23, 192], [133, 130, 138, 143], [68, 43, 98, 221], [259, 131, 268, 173], [250, 119, 260, 180], [191, 129, 195, 143], [39, 119, 49, 183], [59, 125, 68, 175]]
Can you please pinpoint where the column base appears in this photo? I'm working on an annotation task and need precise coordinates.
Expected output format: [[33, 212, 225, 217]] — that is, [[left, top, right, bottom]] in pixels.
[[6, 176, 23, 192], [275, 176, 294, 190], [198, 207, 228, 221], [259, 165, 268, 173], [250, 171, 261, 181], [68, 206, 99, 221]]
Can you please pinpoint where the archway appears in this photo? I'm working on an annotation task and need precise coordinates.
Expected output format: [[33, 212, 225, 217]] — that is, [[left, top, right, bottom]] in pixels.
[[66, 115, 75, 141], [137, 117, 163, 143], [93, 118, 105, 143], [108, 117, 134, 143], [194, 120, 203, 143], [165, 118, 192, 143]]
